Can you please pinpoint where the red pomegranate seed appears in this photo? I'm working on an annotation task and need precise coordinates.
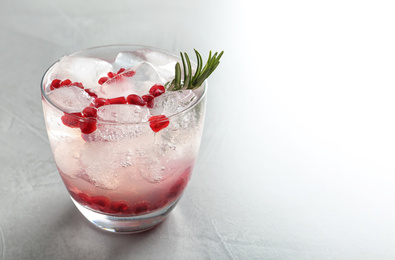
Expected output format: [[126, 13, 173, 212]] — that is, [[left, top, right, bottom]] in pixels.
[[110, 201, 129, 213], [82, 106, 97, 118], [78, 193, 91, 205], [148, 115, 170, 132], [117, 68, 126, 74], [123, 70, 136, 77], [71, 82, 84, 89], [149, 84, 165, 97], [85, 88, 98, 98], [79, 118, 97, 134], [142, 94, 155, 108], [60, 79, 72, 86], [94, 98, 110, 108], [108, 96, 127, 104], [107, 74, 123, 84], [107, 72, 116, 78], [61, 112, 82, 128], [50, 79, 61, 90], [98, 77, 109, 85], [90, 196, 110, 207], [127, 94, 146, 106], [131, 201, 150, 215]]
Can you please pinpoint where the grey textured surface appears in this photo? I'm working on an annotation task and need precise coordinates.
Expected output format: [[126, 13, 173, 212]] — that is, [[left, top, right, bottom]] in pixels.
[[1, 0, 395, 259]]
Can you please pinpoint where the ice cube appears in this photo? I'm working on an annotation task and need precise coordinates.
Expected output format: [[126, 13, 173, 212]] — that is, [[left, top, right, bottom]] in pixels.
[[129, 157, 166, 183], [132, 62, 165, 83], [80, 141, 130, 190], [97, 62, 166, 98], [53, 138, 84, 178], [51, 56, 113, 89], [151, 90, 197, 116], [133, 49, 178, 82], [95, 72, 132, 99], [47, 86, 94, 113], [129, 62, 167, 94], [113, 52, 145, 71], [82, 105, 151, 142], [97, 104, 151, 123], [82, 105, 150, 142]]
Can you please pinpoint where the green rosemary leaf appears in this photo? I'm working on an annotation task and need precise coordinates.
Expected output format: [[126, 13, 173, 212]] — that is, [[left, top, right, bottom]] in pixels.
[[217, 50, 224, 61], [180, 52, 187, 88], [200, 51, 212, 78], [174, 62, 182, 90], [183, 52, 192, 89], [192, 49, 203, 83]]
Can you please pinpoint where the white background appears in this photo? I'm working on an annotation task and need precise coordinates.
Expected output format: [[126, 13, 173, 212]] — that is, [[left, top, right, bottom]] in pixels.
[[1, 0, 395, 259]]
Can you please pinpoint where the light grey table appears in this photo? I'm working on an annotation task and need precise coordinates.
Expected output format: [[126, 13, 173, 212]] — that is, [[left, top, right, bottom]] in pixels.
[[1, 0, 395, 259]]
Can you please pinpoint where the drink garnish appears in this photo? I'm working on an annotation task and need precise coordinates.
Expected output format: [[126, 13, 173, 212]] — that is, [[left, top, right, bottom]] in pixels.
[[142, 94, 155, 108], [149, 84, 166, 97], [127, 94, 146, 106], [166, 49, 224, 91], [148, 115, 170, 132], [49, 49, 223, 134]]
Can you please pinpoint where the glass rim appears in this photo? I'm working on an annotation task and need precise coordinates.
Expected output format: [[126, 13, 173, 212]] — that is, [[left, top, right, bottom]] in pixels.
[[40, 44, 207, 125]]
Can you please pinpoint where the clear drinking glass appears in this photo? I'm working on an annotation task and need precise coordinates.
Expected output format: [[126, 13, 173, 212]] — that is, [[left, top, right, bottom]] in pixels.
[[41, 45, 206, 233]]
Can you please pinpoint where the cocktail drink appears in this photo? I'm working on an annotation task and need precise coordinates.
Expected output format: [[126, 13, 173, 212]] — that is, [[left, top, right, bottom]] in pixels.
[[41, 45, 222, 233]]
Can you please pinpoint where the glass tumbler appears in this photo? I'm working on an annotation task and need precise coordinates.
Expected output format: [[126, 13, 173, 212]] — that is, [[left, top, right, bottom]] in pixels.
[[41, 45, 207, 233]]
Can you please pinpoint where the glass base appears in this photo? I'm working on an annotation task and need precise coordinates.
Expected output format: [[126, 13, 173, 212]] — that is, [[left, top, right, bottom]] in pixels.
[[71, 197, 179, 234]]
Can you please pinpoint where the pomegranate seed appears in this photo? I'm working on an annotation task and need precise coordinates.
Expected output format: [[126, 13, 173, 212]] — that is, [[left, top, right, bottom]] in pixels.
[[88, 196, 110, 212], [107, 72, 116, 78], [50, 79, 61, 90], [94, 98, 110, 108], [132, 201, 150, 215], [149, 84, 165, 97], [78, 193, 91, 205], [71, 82, 84, 89], [90, 196, 110, 207], [142, 94, 155, 108], [148, 115, 170, 132], [117, 68, 126, 74], [110, 201, 129, 213], [127, 94, 146, 106], [118, 68, 126, 73], [98, 77, 109, 85], [123, 70, 136, 77], [61, 112, 82, 128], [106, 74, 123, 84], [79, 118, 97, 134], [60, 79, 72, 86], [108, 96, 127, 104], [82, 106, 97, 118], [85, 88, 98, 98]]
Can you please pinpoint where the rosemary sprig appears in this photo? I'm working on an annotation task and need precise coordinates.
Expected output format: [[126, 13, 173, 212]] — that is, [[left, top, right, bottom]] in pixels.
[[166, 49, 224, 91]]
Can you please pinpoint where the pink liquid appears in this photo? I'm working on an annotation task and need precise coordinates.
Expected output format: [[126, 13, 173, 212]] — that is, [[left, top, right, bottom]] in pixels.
[[59, 162, 193, 216]]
